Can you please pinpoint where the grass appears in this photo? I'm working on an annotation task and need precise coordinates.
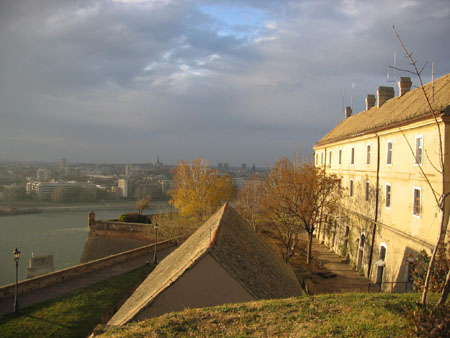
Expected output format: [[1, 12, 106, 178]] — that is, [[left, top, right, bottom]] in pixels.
[[100, 293, 420, 338], [0, 264, 154, 338]]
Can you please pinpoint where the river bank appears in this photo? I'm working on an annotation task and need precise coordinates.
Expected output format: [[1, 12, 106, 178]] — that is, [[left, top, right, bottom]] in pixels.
[[0, 201, 170, 214]]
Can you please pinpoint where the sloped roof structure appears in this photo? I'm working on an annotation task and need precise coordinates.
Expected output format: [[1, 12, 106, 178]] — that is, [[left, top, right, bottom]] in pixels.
[[108, 204, 301, 326], [315, 73, 450, 146]]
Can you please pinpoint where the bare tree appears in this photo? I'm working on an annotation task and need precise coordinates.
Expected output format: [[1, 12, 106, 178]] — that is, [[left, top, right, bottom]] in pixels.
[[136, 194, 151, 215], [235, 174, 264, 231]]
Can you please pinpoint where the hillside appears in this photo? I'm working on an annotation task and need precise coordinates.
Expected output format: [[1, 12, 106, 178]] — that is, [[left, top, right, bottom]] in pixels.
[[99, 293, 418, 337]]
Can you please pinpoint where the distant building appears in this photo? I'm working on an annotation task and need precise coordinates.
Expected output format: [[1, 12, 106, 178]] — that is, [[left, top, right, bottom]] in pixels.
[[118, 178, 129, 198], [217, 162, 224, 171], [224, 162, 229, 171], [26, 181, 97, 201], [36, 168, 50, 181], [125, 164, 132, 177], [313, 74, 450, 291], [241, 163, 247, 169], [159, 179, 173, 193], [59, 158, 67, 170]]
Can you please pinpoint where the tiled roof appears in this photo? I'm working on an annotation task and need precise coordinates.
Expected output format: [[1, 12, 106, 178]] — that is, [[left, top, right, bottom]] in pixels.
[[108, 204, 301, 326], [315, 73, 450, 146]]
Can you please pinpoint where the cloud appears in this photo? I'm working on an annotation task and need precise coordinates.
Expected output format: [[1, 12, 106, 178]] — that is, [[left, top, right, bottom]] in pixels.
[[0, 0, 449, 165]]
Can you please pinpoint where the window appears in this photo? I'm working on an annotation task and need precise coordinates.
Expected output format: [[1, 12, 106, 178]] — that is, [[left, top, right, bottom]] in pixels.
[[413, 187, 422, 216], [379, 244, 387, 260], [351, 147, 355, 165], [415, 136, 423, 165], [328, 151, 332, 167], [316, 153, 318, 165], [365, 181, 370, 201], [385, 184, 391, 208], [349, 179, 354, 197], [386, 141, 393, 165], [338, 149, 342, 164], [321, 152, 324, 165], [366, 144, 371, 164]]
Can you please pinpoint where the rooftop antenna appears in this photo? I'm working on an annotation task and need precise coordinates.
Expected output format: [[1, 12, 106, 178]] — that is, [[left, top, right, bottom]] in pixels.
[[387, 51, 397, 82], [432, 61, 435, 102]]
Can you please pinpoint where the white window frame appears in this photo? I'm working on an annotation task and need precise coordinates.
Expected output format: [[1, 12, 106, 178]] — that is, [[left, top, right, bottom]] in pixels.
[[350, 147, 355, 165], [338, 149, 342, 165], [349, 179, 354, 197], [366, 144, 371, 165], [413, 187, 422, 217], [415, 135, 424, 166], [365, 180, 370, 201], [385, 183, 391, 208], [386, 140, 393, 165]]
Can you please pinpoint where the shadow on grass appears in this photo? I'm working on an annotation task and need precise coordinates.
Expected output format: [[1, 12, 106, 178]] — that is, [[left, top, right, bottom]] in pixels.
[[24, 314, 77, 329]]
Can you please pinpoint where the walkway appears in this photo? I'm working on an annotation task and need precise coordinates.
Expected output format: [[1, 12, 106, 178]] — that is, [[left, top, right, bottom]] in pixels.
[[0, 247, 174, 319], [303, 237, 369, 294]]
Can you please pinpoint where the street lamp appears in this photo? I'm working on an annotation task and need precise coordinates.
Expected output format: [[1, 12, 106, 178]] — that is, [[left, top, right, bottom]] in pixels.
[[12, 247, 21, 314], [153, 222, 159, 264]]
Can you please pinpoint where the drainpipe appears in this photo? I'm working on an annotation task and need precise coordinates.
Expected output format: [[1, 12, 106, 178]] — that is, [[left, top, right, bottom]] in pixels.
[[367, 135, 380, 278], [317, 147, 327, 241]]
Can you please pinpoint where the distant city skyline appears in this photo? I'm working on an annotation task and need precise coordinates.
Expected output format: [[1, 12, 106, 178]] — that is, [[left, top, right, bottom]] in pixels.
[[1, 0, 449, 167]]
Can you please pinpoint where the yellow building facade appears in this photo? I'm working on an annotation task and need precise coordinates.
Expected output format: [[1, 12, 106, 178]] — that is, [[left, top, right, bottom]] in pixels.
[[313, 74, 450, 291]]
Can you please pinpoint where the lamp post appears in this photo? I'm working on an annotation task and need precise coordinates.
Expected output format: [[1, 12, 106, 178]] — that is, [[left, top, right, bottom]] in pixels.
[[12, 247, 21, 314], [153, 222, 159, 264]]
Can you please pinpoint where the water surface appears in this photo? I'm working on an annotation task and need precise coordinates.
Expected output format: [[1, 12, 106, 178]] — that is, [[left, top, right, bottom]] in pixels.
[[0, 206, 164, 286]]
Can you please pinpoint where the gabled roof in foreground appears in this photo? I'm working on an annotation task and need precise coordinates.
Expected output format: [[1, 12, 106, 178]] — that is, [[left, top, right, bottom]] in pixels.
[[315, 73, 450, 147], [108, 204, 301, 326]]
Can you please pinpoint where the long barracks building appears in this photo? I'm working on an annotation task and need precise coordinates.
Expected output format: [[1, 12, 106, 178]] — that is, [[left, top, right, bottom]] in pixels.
[[313, 74, 450, 291]]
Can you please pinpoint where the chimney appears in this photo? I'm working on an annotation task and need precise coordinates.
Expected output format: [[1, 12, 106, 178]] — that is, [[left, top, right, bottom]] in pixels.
[[345, 106, 352, 119], [377, 86, 394, 108], [365, 94, 376, 110], [398, 77, 412, 96]]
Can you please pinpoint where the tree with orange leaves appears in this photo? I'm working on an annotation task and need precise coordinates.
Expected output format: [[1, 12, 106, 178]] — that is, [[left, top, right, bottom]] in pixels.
[[262, 158, 342, 263], [169, 158, 235, 221]]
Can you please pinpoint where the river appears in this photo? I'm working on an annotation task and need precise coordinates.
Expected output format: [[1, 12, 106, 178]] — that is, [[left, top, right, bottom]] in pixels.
[[0, 204, 167, 286]]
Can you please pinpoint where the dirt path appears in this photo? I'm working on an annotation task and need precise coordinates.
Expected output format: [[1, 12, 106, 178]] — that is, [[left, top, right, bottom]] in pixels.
[[0, 247, 174, 319], [262, 230, 369, 294], [304, 237, 369, 294]]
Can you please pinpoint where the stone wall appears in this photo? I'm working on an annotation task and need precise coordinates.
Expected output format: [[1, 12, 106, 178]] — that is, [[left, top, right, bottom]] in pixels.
[[88, 211, 155, 241], [80, 211, 158, 263], [0, 238, 183, 300]]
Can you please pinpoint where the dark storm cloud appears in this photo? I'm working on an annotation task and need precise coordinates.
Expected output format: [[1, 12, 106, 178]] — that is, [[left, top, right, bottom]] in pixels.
[[0, 0, 449, 166]]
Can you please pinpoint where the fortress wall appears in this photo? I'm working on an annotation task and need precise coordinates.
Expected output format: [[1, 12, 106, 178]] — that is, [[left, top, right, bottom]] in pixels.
[[0, 238, 183, 299], [79, 212, 158, 263]]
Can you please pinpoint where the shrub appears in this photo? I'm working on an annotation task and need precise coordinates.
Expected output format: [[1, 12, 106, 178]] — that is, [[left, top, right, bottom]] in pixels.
[[407, 303, 450, 338], [118, 212, 150, 224], [410, 243, 450, 293]]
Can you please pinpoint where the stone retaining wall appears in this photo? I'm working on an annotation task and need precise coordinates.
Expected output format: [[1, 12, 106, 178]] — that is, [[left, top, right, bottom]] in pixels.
[[88, 211, 155, 241], [0, 237, 185, 299]]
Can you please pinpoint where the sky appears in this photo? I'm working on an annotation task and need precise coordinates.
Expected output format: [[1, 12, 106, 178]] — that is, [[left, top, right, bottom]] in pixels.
[[1, 0, 449, 167]]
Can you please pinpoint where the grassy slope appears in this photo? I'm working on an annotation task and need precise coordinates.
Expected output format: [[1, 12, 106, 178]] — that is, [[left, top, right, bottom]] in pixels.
[[0, 265, 153, 338], [102, 293, 419, 338]]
